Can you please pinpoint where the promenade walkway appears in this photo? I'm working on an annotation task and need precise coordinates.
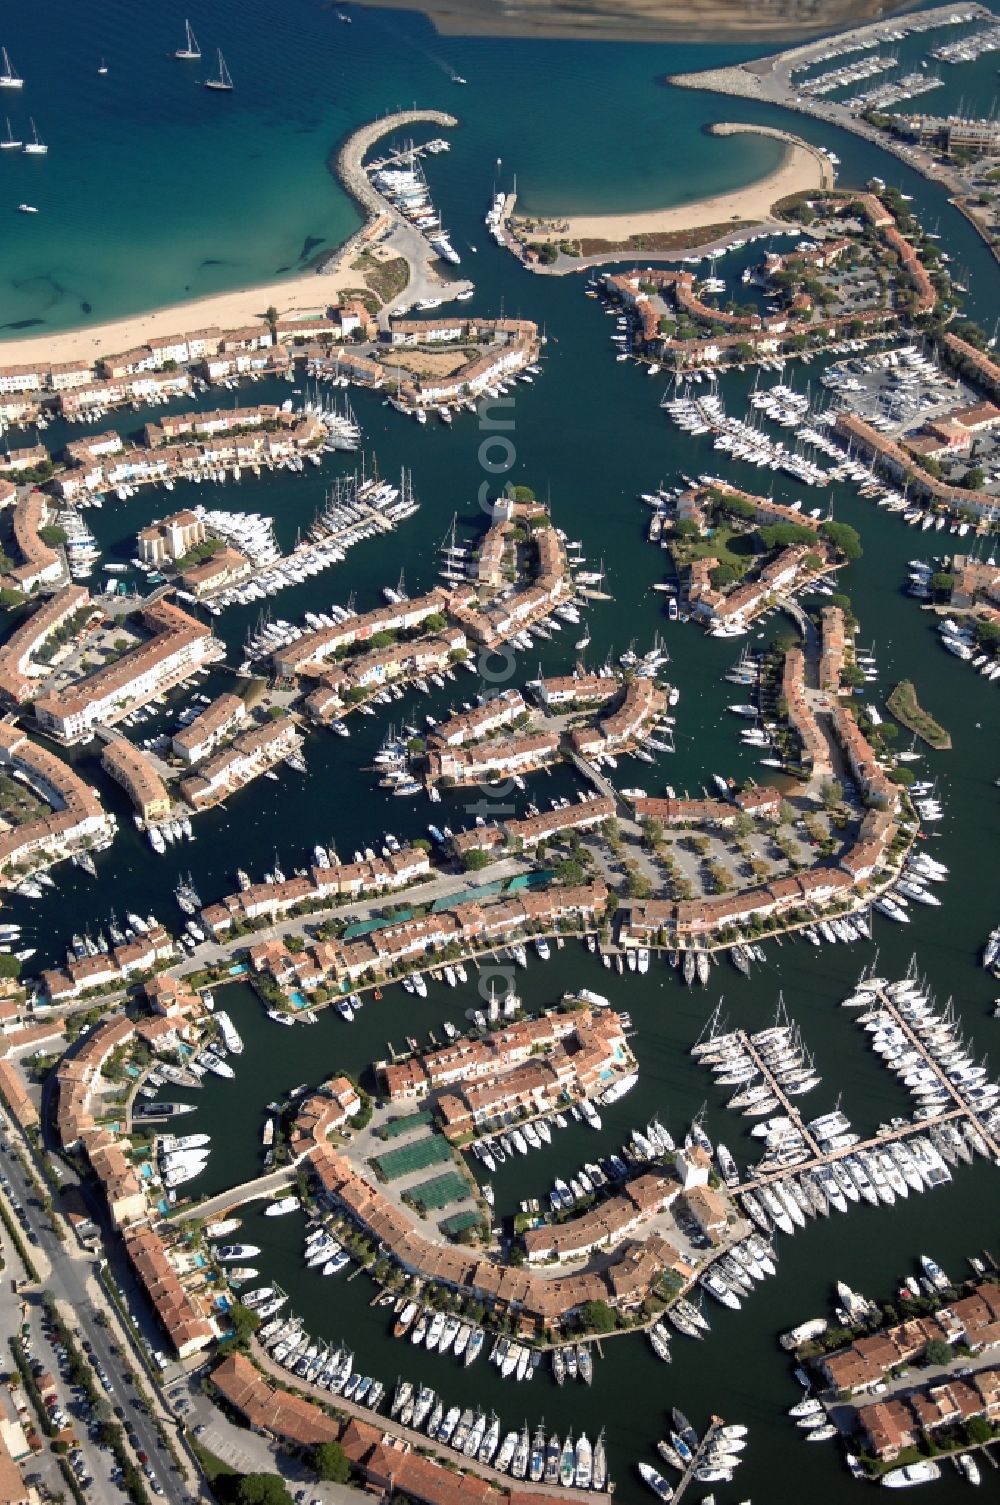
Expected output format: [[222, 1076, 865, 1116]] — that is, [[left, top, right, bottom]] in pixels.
[[250, 1336, 611, 1503]]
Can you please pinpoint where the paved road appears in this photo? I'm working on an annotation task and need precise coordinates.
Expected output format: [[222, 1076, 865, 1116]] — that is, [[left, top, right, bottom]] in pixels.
[[0, 1116, 204, 1505], [0, 1212, 112, 1504], [176, 855, 533, 976]]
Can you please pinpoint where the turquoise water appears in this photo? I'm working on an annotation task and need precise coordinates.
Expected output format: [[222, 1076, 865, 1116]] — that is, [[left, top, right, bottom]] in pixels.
[[0, 0, 795, 333]]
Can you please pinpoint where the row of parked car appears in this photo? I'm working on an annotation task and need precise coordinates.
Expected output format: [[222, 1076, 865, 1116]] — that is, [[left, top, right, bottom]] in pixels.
[[19, 1320, 95, 1494]]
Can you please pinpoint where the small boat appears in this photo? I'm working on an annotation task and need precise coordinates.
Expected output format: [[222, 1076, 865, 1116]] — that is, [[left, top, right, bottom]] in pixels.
[[175, 19, 201, 59], [264, 1196, 300, 1217], [23, 118, 47, 154], [558, 1434, 576, 1487], [881, 1461, 942, 1488], [205, 49, 233, 91], [638, 1462, 674, 1500], [0, 48, 23, 88]]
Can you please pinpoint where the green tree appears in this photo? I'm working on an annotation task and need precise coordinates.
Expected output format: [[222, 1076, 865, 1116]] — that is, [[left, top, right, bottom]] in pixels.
[[38, 525, 68, 547], [929, 572, 954, 597], [463, 848, 491, 871], [709, 561, 740, 589], [236, 1475, 294, 1505], [0, 955, 21, 980], [581, 1299, 616, 1333], [966, 1416, 993, 1444], [312, 1441, 351, 1484], [819, 520, 863, 561], [962, 466, 986, 491], [758, 522, 816, 551], [222, 1301, 260, 1350], [924, 1339, 953, 1367]]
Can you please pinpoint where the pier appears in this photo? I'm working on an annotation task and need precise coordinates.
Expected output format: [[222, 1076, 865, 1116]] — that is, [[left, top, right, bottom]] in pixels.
[[333, 109, 459, 224], [669, 1419, 725, 1504], [730, 975, 1000, 1195], [734, 1107, 969, 1196], [736, 1028, 822, 1159]]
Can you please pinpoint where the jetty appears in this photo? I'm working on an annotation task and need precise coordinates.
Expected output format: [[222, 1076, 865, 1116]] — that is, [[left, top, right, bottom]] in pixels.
[[737, 1028, 822, 1159], [334, 109, 458, 223], [669, 1418, 726, 1504]]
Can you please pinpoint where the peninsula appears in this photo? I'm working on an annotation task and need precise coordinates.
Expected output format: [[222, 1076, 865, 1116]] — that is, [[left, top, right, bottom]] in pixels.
[[359, 0, 913, 44]]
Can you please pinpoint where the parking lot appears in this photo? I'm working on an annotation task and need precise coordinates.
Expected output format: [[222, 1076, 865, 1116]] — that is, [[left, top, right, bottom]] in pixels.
[[822, 344, 971, 434]]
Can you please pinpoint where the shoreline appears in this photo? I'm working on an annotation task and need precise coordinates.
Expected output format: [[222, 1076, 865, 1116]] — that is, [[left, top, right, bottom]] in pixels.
[[0, 109, 459, 370], [512, 124, 832, 256], [667, 2, 1000, 268]]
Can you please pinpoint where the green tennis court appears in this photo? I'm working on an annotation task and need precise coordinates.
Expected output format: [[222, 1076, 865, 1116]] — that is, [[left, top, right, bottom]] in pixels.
[[372, 1135, 452, 1181], [405, 1171, 469, 1211]]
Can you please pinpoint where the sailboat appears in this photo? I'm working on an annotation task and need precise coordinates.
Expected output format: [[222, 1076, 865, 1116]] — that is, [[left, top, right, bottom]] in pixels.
[[0, 48, 23, 88], [23, 119, 47, 155], [205, 49, 234, 91], [98, 58, 109, 75], [175, 20, 201, 60], [1, 118, 21, 150]]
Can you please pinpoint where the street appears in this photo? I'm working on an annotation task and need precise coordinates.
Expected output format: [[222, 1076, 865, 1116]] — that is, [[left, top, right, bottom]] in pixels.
[[0, 1116, 201, 1505]]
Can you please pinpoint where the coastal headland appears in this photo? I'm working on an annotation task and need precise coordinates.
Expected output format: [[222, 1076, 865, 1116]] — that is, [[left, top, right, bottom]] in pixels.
[[508, 124, 834, 268], [0, 109, 459, 370], [359, 0, 912, 44]]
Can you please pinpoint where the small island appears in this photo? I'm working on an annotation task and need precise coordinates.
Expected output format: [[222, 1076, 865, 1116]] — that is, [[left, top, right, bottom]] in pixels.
[[887, 680, 952, 751]]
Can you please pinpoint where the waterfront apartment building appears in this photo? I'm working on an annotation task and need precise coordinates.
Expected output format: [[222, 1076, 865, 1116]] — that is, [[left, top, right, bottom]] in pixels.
[[569, 678, 667, 758], [272, 588, 457, 677], [388, 315, 537, 347], [34, 600, 217, 743], [382, 1008, 612, 1099], [0, 722, 114, 878], [180, 545, 252, 599], [0, 363, 47, 394], [0, 584, 91, 704], [523, 1174, 678, 1262], [100, 738, 172, 823], [896, 112, 1000, 155], [179, 715, 300, 810], [171, 692, 247, 764], [145, 404, 290, 447], [137, 509, 206, 565], [58, 369, 193, 417], [3, 489, 64, 594], [430, 1010, 628, 1137], [428, 689, 526, 747], [819, 605, 848, 693], [534, 673, 620, 708], [427, 730, 559, 786], [835, 411, 1000, 523]]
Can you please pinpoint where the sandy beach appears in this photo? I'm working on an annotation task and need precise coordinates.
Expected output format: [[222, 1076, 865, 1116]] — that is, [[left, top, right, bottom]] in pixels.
[[520, 125, 833, 245], [0, 108, 461, 371], [0, 264, 372, 370]]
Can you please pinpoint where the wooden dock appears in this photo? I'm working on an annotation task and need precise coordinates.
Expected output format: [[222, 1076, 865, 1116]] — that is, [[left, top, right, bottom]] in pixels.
[[731, 977, 998, 1195], [737, 1029, 822, 1158], [670, 1420, 725, 1504]]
